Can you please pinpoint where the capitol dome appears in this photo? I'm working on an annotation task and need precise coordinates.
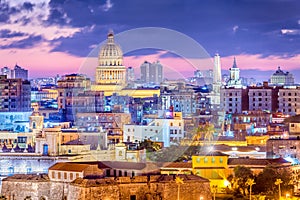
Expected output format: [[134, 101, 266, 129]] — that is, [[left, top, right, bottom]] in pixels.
[[98, 31, 123, 66]]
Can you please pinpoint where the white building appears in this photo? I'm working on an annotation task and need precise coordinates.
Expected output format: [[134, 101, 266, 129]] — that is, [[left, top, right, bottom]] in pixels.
[[210, 53, 222, 107], [220, 88, 245, 114], [140, 61, 163, 85], [227, 57, 242, 88], [270, 66, 294, 85], [123, 112, 184, 147], [278, 87, 300, 115]]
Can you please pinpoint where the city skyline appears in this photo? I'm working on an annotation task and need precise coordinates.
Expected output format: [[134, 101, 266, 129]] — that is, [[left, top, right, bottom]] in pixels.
[[0, 0, 299, 81]]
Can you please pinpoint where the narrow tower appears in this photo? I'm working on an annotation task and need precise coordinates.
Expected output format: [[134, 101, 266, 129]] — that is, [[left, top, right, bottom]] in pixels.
[[213, 53, 222, 84]]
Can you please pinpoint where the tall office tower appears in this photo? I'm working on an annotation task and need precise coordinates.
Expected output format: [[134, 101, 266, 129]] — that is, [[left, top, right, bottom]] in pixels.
[[11, 64, 28, 80], [140, 60, 163, 85], [126, 66, 135, 86], [0, 67, 12, 78], [0, 75, 31, 112], [227, 57, 242, 88]]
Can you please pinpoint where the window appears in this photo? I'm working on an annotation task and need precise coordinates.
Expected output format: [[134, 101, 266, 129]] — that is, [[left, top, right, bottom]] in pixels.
[[196, 158, 200, 163], [130, 195, 136, 200], [219, 158, 223, 163], [64, 172, 67, 179], [211, 157, 215, 163], [52, 171, 55, 179], [58, 172, 61, 179], [204, 157, 208, 163], [70, 173, 73, 180]]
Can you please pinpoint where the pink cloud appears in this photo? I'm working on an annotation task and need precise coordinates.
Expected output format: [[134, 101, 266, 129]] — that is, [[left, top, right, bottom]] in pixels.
[[221, 54, 300, 71], [0, 44, 84, 78], [124, 52, 300, 80]]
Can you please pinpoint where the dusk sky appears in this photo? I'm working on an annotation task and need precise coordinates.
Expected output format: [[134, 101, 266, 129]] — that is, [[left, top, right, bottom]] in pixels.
[[0, 0, 299, 81]]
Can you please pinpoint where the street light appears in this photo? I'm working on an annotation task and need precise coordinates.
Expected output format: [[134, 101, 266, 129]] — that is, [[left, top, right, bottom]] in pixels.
[[275, 178, 283, 200]]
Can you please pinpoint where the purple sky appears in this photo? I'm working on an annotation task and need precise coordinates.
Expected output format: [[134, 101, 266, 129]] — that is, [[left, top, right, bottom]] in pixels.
[[0, 0, 299, 82]]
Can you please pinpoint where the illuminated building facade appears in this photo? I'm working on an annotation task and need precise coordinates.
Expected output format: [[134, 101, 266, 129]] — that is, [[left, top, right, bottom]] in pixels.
[[91, 31, 160, 98], [270, 66, 294, 85], [140, 60, 163, 85], [11, 64, 28, 80], [278, 87, 300, 115], [0, 75, 31, 112]]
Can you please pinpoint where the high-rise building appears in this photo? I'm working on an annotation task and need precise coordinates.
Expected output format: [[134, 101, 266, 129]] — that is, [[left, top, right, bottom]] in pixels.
[[0, 75, 31, 112], [227, 57, 242, 88], [220, 87, 248, 113], [248, 84, 279, 112], [270, 66, 294, 85], [213, 53, 222, 85], [57, 74, 91, 111], [126, 66, 135, 86], [140, 60, 163, 85], [210, 54, 222, 107], [11, 64, 28, 80], [278, 87, 300, 115], [0, 67, 12, 78]]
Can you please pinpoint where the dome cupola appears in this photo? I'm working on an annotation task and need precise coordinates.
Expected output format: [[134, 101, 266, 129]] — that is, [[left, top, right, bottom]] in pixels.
[[98, 31, 123, 66]]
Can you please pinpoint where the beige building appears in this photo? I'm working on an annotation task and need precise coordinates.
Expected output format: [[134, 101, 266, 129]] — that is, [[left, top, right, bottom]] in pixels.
[[49, 163, 105, 182], [278, 87, 300, 115], [220, 87, 247, 113]]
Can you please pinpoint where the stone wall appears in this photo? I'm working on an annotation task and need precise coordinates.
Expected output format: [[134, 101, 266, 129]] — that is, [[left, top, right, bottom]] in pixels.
[[1, 174, 211, 200], [1, 174, 50, 200]]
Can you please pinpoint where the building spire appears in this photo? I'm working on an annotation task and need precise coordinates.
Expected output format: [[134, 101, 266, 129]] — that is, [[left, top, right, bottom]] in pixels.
[[232, 57, 237, 68]]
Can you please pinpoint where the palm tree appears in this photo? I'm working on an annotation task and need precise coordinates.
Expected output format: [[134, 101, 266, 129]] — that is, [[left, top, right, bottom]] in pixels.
[[275, 178, 283, 200], [246, 178, 255, 200], [204, 123, 215, 143], [175, 176, 184, 200]]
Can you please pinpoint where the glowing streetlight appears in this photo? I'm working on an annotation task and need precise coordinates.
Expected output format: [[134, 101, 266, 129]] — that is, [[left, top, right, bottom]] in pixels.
[[275, 178, 283, 200]]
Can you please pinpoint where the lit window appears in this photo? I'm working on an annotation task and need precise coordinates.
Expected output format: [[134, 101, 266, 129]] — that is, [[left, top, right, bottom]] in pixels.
[[204, 157, 208, 163]]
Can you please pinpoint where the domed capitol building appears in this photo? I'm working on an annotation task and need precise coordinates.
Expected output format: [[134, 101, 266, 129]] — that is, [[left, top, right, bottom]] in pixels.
[[91, 31, 160, 98]]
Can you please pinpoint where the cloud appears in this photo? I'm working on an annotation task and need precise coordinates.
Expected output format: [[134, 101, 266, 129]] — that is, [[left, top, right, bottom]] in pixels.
[[0, 41, 83, 78], [101, 0, 113, 12], [233, 25, 239, 33], [0, 0, 83, 50], [281, 29, 300, 35]]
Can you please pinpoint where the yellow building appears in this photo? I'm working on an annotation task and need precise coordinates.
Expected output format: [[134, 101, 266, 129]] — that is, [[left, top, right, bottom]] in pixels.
[[91, 31, 160, 98], [192, 151, 230, 192]]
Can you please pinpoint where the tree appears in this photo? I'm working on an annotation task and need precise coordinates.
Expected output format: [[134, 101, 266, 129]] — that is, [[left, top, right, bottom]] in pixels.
[[254, 167, 277, 194], [228, 166, 254, 196], [246, 178, 255, 200], [275, 179, 283, 200], [253, 167, 294, 196], [192, 122, 215, 142]]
